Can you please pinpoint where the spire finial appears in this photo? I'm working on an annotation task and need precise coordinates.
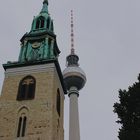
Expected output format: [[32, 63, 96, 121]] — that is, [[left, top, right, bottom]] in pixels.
[[71, 10, 75, 55], [41, 0, 49, 13], [43, 0, 48, 5]]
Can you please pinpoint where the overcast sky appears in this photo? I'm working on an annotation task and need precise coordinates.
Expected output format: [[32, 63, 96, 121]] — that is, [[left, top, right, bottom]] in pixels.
[[0, 0, 140, 140]]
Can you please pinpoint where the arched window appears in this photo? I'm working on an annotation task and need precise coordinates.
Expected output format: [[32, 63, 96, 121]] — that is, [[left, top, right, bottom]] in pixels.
[[35, 17, 45, 29], [47, 18, 50, 29], [17, 76, 36, 101], [17, 116, 27, 137], [56, 89, 61, 116], [17, 107, 28, 138]]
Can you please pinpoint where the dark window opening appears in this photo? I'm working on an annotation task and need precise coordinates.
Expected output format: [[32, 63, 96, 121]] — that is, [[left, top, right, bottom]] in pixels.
[[28, 83, 35, 99], [20, 84, 26, 99], [47, 18, 50, 29], [17, 116, 27, 138], [36, 17, 45, 29], [48, 38, 52, 47], [17, 76, 36, 101], [57, 89, 61, 116], [22, 117, 27, 137], [17, 117, 22, 137], [40, 19, 45, 28], [51, 22, 54, 31], [36, 20, 40, 29]]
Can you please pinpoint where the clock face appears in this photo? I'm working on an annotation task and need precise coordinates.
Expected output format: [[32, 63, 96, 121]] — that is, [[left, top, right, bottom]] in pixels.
[[31, 42, 41, 49]]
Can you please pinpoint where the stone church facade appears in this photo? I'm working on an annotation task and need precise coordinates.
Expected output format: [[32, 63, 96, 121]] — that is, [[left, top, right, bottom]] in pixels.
[[0, 0, 66, 140]]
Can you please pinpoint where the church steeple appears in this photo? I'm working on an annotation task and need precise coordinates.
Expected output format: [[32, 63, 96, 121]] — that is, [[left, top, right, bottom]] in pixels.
[[0, 1, 65, 140], [18, 0, 59, 63], [30, 0, 52, 33]]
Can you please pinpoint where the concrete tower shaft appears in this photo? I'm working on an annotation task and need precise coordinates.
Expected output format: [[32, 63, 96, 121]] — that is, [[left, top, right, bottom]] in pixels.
[[69, 87, 80, 140]]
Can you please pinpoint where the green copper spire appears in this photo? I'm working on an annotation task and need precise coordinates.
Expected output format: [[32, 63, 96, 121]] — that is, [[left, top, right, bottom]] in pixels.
[[40, 0, 49, 13], [17, 0, 60, 63], [30, 0, 53, 33], [43, 0, 48, 5]]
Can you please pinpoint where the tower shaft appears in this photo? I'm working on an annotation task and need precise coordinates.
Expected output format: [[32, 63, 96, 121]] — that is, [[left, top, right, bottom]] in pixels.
[[69, 87, 80, 140]]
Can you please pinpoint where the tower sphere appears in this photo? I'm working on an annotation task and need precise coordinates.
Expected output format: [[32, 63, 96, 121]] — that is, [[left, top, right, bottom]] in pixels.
[[63, 58, 86, 91]]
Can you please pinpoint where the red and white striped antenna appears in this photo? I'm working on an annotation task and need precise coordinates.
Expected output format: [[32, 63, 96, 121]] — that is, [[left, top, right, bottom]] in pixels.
[[71, 10, 75, 55]]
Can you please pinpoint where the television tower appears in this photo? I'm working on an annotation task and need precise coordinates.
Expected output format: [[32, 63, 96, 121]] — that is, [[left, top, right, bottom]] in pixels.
[[63, 10, 87, 140]]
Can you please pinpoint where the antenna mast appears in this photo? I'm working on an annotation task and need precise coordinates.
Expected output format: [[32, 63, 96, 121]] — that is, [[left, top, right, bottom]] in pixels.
[[71, 10, 75, 54]]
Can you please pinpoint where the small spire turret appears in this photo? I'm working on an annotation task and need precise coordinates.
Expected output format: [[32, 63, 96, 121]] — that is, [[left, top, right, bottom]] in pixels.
[[43, 0, 48, 5], [41, 0, 49, 13]]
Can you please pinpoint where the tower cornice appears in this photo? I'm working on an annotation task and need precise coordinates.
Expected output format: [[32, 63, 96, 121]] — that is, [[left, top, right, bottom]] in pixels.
[[20, 31, 56, 42]]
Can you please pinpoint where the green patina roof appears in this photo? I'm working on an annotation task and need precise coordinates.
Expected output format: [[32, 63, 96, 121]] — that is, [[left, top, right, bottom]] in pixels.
[[30, 0, 53, 33], [17, 0, 59, 63]]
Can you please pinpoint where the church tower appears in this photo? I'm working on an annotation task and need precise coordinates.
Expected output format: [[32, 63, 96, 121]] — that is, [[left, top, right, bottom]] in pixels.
[[0, 0, 66, 140]]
